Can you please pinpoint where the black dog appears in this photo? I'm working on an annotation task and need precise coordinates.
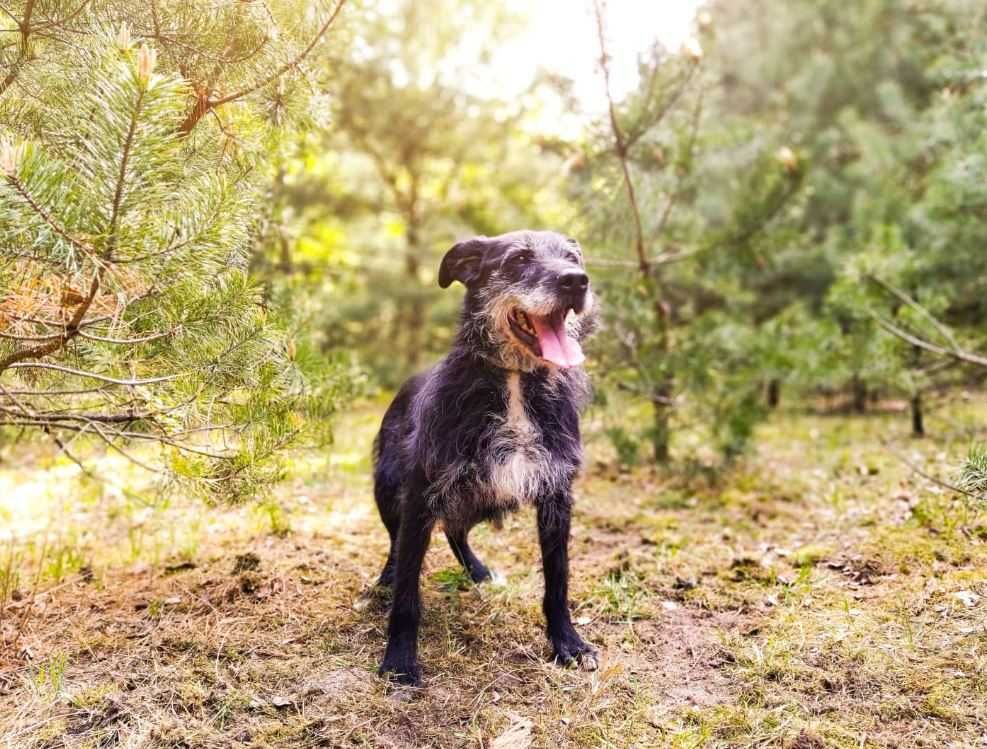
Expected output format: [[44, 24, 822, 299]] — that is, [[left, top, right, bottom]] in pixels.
[[372, 230, 598, 685]]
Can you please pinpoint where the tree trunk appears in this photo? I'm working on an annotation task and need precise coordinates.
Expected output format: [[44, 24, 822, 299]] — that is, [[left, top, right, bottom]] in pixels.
[[910, 392, 925, 438], [272, 164, 290, 273], [766, 379, 781, 409], [650, 382, 672, 464], [646, 292, 674, 465], [851, 375, 867, 414], [404, 205, 425, 369], [910, 346, 924, 438]]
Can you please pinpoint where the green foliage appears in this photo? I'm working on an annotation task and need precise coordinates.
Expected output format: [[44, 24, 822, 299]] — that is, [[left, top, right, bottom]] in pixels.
[[605, 426, 641, 469], [570, 0, 987, 466], [0, 8, 351, 501], [256, 0, 569, 382], [958, 445, 987, 502], [5, 0, 987, 488]]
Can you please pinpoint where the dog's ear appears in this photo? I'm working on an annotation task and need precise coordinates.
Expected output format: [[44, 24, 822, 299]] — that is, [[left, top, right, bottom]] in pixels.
[[439, 237, 487, 288]]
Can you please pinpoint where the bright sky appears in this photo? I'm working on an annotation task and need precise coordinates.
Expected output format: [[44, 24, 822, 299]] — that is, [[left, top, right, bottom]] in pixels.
[[460, 0, 703, 136], [497, 0, 703, 127]]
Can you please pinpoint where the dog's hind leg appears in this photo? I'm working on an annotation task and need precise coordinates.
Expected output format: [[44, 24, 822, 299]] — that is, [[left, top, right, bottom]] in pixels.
[[445, 526, 492, 583], [373, 463, 402, 588]]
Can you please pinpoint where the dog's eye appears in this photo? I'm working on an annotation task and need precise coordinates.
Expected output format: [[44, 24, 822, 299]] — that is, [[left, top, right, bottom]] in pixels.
[[510, 251, 532, 266]]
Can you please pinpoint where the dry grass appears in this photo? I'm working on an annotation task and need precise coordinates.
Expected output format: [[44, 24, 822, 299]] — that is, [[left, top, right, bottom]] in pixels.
[[1, 394, 986, 748]]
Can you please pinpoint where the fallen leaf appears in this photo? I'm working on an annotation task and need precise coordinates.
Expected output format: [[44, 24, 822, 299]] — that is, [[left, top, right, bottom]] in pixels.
[[270, 694, 294, 708], [491, 714, 533, 749], [954, 590, 979, 608]]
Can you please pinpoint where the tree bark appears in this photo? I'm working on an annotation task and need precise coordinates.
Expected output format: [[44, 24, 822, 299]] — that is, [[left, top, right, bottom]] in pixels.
[[404, 202, 425, 368], [766, 379, 781, 409], [650, 384, 672, 464], [851, 375, 867, 414], [910, 392, 925, 438]]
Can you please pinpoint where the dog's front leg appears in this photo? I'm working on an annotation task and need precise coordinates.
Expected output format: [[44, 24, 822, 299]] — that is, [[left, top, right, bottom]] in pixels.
[[537, 491, 598, 670], [379, 488, 434, 687]]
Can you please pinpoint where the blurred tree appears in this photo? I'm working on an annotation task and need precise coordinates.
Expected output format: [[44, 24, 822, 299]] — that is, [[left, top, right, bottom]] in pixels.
[[706, 0, 964, 425], [317, 0, 562, 371]]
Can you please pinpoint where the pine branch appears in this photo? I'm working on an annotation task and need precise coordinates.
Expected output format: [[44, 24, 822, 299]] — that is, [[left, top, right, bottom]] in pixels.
[[0, 0, 34, 98], [107, 86, 145, 255], [5, 361, 179, 385], [176, 0, 348, 135], [0, 271, 100, 373], [866, 273, 960, 350], [3, 173, 99, 261], [875, 317, 987, 369]]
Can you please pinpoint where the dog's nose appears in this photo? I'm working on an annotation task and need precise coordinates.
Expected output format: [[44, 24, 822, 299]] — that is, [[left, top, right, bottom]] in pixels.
[[557, 270, 589, 294]]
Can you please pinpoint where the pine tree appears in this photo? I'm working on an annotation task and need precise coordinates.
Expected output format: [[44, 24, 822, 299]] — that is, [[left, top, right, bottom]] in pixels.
[[577, 1, 801, 464], [0, 3, 349, 500]]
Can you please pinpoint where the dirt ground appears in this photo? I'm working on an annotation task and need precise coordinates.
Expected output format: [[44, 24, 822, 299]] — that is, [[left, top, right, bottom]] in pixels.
[[1, 397, 985, 748]]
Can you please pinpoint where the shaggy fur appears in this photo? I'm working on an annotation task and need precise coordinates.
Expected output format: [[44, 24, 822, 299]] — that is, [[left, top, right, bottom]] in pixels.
[[373, 230, 598, 686]]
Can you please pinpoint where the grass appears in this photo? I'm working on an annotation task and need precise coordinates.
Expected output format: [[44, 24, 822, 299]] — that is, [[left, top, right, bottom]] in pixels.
[[0, 393, 985, 747]]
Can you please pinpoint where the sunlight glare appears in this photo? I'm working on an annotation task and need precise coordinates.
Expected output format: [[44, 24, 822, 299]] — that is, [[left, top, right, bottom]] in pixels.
[[497, 0, 703, 131]]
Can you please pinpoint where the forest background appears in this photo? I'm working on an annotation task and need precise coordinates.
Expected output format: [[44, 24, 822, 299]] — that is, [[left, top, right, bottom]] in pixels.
[[2, 1, 987, 747]]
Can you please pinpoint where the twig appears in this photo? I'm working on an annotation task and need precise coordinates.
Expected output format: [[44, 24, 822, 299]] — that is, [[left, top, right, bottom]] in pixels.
[[881, 438, 981, 500], [593, 0, 648, 275], [0, 406, 154, 423], [586, 247, 703, 269], [78, 330, 168, 344]]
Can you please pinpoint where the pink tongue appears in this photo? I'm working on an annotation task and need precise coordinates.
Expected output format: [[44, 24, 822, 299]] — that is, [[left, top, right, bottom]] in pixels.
[[531, 313, 584, 367]]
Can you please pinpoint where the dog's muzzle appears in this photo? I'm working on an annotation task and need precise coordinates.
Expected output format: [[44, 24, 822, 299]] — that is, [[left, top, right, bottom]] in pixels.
[[556, 270, 589, 313], [507, 270, 590, 369]]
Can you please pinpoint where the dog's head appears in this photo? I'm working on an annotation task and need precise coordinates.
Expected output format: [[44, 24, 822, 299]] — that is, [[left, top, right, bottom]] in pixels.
[[439, 230, 597, 371]]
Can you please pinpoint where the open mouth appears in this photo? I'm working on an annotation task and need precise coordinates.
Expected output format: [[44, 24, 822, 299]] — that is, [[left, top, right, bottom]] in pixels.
[[508, 307, 585, 368]]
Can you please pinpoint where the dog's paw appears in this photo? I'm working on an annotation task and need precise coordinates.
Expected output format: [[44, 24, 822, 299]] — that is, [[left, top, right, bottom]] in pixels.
[[468, 563, 493, 584], [378, 657, 422, 687], [551, 631, 598, 671]]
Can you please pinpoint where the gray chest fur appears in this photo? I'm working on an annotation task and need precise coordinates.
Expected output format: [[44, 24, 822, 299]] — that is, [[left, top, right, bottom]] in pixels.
[[485, 372, 567, 506]]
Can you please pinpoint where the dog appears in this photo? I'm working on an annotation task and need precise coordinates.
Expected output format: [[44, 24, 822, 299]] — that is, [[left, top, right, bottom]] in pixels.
[[372, 229, 598, 686]]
